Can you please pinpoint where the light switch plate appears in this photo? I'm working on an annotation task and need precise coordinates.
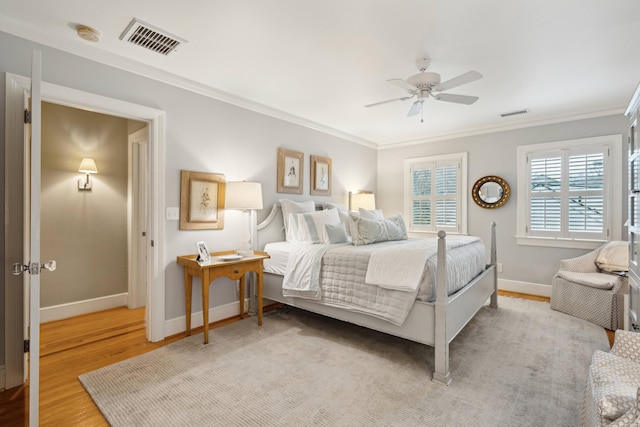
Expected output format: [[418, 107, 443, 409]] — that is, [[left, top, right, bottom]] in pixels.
[[166, 207, 179, 220]]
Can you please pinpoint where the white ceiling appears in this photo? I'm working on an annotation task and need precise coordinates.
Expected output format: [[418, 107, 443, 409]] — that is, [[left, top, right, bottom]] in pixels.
[[2, 0, 640, 147]]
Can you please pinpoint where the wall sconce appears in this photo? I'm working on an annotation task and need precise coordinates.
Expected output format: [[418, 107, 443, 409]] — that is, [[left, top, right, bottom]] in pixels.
[[78, 158, 98, 191], [225, 181, 264, 256], [349, 190, 376, 211]]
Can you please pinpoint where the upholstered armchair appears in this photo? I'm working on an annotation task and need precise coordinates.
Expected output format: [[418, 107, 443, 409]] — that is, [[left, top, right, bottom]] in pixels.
[[551, 241, 629, 330], [581, 330, 640, 426]]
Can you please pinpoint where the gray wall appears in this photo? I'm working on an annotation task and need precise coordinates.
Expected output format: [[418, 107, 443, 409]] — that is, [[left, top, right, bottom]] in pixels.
[[40, 102, 128, 307], [0, 31, 377, 365], [377, 114, 630, 288]]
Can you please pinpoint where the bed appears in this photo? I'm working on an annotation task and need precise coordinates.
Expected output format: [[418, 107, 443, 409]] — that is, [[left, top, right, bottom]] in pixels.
[[256, 201, 498, 385]]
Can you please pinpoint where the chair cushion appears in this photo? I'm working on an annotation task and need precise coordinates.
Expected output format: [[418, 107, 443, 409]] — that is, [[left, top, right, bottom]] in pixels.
[[555, 271, 619, 290], [589, 350, 640, 422]]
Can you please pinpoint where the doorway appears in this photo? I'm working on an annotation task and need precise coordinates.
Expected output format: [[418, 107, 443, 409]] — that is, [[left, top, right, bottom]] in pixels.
[[4, 73, 166, 390], [39, 101, 147, 322]]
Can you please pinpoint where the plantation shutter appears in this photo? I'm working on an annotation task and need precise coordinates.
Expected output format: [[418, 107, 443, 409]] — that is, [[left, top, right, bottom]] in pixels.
[[527, 146, 607, 239], [410, 160, 460, 232]]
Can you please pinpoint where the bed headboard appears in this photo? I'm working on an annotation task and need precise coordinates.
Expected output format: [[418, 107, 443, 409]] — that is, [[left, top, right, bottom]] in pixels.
[[257, 204, 285, 250], [256, 202, 327, 250]]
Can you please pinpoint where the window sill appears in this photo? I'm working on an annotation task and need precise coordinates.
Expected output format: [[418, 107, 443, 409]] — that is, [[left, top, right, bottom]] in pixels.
[[515, 236, 605, 250]]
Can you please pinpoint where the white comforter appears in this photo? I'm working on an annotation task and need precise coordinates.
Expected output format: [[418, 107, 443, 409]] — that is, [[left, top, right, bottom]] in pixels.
[[281, 237, 486, 325]]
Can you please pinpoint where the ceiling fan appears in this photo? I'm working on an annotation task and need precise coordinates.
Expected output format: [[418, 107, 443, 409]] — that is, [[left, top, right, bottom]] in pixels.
[[366, 58, 482, 120]]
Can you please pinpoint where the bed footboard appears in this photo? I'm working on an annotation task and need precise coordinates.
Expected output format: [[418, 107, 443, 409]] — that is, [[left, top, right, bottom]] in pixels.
[[432, 222, 498, 385]]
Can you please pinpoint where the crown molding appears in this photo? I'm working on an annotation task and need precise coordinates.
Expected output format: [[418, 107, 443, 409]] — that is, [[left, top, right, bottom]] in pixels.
[[0, 18, 377, 150], [0, 17, 626, 151], [378, 107, 626, 149]]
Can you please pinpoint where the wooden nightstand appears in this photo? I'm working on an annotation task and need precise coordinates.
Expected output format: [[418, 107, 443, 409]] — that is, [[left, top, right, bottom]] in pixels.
[[176, 250, 270, 344]]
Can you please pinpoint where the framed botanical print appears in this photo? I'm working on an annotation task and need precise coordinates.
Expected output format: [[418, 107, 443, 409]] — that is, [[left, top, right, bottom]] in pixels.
[[179, 170, 226, 230], [310, 155, 331, 196], [277, 148, 304, 194]]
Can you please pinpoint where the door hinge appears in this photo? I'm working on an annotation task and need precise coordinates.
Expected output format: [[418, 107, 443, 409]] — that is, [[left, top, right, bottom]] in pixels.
[[24, 109, 31, 124], [24, 339, 29, 353], [151, 240, 154, 247]]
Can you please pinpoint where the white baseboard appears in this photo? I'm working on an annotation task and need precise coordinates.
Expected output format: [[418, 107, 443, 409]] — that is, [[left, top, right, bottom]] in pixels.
[[164, 299, 249, 338], [0, 365, 5, 391], [498, 279, 551, 298], [40, 293, 128, 323]]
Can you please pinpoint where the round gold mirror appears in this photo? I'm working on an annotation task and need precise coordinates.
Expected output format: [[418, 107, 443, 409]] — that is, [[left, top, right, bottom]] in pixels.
[[472, 176, 510, 209]]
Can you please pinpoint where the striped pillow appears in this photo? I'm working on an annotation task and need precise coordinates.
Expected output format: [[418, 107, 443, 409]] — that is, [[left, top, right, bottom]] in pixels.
[[293, 208, 341, 244]]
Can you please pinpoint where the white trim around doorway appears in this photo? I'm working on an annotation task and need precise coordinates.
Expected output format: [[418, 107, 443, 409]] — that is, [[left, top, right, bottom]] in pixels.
[[6, 73, 166, 343]]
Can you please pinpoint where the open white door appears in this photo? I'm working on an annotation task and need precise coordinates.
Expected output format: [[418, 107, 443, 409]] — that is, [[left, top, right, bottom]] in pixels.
[[28, 49, 43, 427], [9, 50, 56, 426]]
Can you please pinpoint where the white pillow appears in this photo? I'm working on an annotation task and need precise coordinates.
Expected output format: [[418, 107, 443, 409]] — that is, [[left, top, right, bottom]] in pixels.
[[280, 199, 315, 242], [292, 208, 341, 244], [596, 241, 629, 272]]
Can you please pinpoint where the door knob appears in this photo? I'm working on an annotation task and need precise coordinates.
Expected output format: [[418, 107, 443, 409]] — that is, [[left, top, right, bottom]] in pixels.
[[12, 263, 28, 276], [41, 260, 57, 272], [11, 260, 57, 275]]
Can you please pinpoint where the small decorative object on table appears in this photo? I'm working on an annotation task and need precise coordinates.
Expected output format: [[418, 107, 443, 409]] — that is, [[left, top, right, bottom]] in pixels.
[[196, 241, 210, 263]]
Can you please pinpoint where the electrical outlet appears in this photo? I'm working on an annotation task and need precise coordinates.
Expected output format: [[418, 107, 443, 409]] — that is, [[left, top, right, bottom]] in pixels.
[[497, 263, 503, 273]]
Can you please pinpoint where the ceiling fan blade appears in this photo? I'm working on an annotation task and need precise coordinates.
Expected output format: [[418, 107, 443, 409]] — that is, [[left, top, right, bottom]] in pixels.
[[434, 93, 479, 105], [388, 78, 419, 93], [407, 100, 423, 117], [365, 95, 414, 108], [437, 71, 482, 91]]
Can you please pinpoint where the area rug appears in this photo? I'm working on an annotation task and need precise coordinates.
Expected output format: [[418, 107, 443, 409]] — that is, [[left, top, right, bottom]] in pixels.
[[79, 297, 609, 426]]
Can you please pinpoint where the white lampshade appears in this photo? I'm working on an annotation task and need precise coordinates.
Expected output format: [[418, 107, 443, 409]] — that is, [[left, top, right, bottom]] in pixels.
[[78, 158, 98, 174], [225, 181, 263, 210], [349, 191, 375, 211]]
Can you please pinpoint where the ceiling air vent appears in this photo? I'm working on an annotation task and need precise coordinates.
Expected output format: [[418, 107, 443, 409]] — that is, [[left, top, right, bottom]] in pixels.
[[500, 109, 529, 118], [120, 18, 187, 56]]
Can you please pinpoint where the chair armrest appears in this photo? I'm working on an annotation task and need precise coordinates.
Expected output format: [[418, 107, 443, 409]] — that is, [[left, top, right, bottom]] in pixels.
[[558, 250, 600, 273], [611, 274, 630, 295], [611, 330, 640, 363]]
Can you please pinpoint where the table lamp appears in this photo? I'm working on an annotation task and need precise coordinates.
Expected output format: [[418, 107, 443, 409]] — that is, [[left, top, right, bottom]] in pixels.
[[225, 181, 264, 256]]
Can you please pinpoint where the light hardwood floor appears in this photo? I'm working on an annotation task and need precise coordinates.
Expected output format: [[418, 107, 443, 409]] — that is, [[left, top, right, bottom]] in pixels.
[[0, 291, 609, 426]]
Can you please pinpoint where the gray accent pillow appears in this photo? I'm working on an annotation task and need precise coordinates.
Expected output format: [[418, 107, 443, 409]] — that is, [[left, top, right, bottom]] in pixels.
[[349, 213, 408, 246], [325, 223, 348, 244]]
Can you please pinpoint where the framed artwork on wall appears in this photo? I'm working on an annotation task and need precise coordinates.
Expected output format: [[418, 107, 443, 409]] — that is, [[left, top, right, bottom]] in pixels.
[[310, 155, 332, 196], [277, 148, 304, 194], [179, 170, 226, 230]]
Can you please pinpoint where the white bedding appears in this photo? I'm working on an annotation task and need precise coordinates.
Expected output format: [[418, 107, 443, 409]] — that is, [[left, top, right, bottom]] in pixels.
[[263, 241, 293, 275], [365, 236, 480, 291], [263, 237, 486, 325]]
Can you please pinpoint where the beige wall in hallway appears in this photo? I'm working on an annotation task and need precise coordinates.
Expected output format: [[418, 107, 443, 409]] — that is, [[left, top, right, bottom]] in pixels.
[[40, 102, 135, 307]]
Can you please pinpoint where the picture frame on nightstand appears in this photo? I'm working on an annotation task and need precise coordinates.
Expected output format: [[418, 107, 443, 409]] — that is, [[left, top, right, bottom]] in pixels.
[[196, 241, 210, 264]]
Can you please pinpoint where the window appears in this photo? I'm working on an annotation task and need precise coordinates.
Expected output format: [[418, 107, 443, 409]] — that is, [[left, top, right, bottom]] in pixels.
[[516, 135, 622, 248], [404, 152, 467, 234]]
